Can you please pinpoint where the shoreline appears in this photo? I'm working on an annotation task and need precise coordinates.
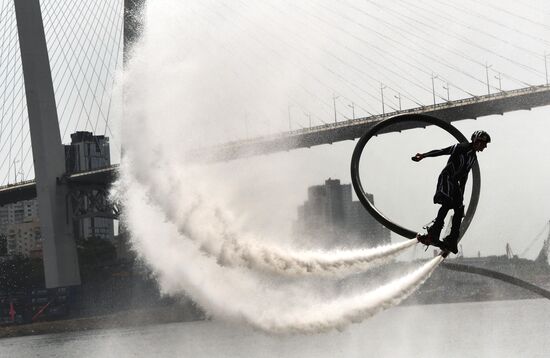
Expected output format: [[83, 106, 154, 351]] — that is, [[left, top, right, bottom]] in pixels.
[[0, 304, 205, 339], [3, 296, 541, 340]]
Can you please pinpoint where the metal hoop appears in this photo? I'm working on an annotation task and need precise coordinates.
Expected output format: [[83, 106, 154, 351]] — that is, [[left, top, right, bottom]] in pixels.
[[350, 114, 480, 240]]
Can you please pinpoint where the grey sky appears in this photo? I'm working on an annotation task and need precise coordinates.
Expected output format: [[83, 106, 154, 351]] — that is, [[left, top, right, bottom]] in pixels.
[[167, 0, 550, 260], [0, 0, 123, 184], [1, 0, 550, 259], [117, 0, 550, 336]]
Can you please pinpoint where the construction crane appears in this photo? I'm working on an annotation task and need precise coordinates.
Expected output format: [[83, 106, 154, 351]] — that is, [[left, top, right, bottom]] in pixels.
[[535, 237, 550, 265], [520, 221, 549, 258], [506, 243, 515, 259]]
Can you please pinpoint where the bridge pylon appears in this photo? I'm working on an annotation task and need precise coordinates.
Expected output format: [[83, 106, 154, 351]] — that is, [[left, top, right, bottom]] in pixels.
[[14, 0, 80, 287]]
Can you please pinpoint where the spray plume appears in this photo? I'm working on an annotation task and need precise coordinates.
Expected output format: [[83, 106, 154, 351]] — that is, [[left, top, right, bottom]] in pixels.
[[218, 237, 417, 277], [117, 0, 439, 333], [136, 167, 417, 277], [116, 170, 443, 334]]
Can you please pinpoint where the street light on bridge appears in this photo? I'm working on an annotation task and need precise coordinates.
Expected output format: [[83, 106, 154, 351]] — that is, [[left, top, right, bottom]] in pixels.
[[431, 73, 438, 107], [393, 93, 401, 111], [545, 53, 549, 86], [380, 83, 386, 115], [494, 72, 502, 92], [304, 112, 312, 128], [442, 83, 450, 102], [484, 62, 492, 95], [332, 94, 339, 123], [13, 160, 19, 184], [348, 102, 355, 119]]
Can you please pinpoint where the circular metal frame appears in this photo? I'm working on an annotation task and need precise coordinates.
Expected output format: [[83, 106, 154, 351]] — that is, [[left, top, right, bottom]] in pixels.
[[350, 114, 480, 240]]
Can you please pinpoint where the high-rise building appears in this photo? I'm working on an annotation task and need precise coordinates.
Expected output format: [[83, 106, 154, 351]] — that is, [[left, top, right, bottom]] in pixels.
[[65, 131, 111, 173], [0, 199, 40, 228], [0, 131, 114, 256], [294, 178, 390, 247], [0, 199, 41, 257], [65, 131, 114, 241], [6, 219, 41, 257]]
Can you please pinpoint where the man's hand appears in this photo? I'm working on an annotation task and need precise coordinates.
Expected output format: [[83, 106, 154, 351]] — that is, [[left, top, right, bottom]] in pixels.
[[411, 153, 424, 162]]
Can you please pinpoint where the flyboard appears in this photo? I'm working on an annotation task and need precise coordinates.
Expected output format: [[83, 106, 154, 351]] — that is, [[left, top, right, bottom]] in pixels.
[[350, 114, 481, 259], [416, 230, 453, 253]]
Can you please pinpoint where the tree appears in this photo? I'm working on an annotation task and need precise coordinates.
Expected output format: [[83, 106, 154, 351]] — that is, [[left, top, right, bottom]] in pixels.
[[0, 233, 7, 256], [77, 236, 117, 281], [0, 255, 44, 290]]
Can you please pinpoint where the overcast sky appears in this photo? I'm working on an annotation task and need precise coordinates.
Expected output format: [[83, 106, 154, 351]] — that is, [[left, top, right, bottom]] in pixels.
[[152, 0, 550, 260], [1, 0, 550, 259], [0, 0, 122, 183]]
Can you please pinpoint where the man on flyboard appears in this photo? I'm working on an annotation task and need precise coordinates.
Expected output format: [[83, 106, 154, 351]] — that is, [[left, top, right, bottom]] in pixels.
[[412, 130, 491, 254]]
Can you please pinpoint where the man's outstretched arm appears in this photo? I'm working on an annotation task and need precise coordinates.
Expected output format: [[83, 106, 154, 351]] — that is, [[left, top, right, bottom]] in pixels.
[[411, 145, 454, 162]]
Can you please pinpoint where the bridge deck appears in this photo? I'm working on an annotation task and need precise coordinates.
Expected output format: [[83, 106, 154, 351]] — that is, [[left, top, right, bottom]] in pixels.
[[0, 165, 119, 206], [1, 85, 550, 205], [196, 85, 550, 161]]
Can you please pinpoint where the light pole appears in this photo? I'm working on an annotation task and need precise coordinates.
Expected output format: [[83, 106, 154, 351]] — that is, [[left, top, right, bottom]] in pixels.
[[545, 53, 549, 85], [494, 72, 502, 91], [304, 112, 312, 128], [442, 83, 450, 101], [431, 73, 438, 107], [484, 62, 492, 95], [393, 93, 401, 111], [348, 102, 355, 119], [380, 83, 386, 115], [332, 94, 339, 123], [13, 160, 19, 183]]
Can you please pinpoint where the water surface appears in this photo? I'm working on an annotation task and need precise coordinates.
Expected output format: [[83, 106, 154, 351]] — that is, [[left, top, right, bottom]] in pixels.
[[1, 299, 549, 358]]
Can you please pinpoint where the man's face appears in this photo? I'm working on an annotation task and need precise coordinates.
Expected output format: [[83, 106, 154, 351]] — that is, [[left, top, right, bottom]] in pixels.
[[473, 140, 488, 152]]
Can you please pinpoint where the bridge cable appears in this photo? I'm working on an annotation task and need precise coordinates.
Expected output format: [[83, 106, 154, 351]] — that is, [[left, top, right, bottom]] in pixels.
[[198, 1, 379, 120], [49, 0, 116, 148], [238, 0, 427, 108], [100, 0, 124, 137], [94, 0, 124, 134], [212, 0, 388, 113], [399, 0, 545, 60], [312, 0, 492, 97], [381, 0, 544, 80], [186, 4, 352, 130], [184, 8, 335, 134], [287, 0, 475, 101], [435, 0, 550, 48], [332, 0, 512, 92], [256, 0, 429, 108], [45, 0, 115, 140], [382, 0, 539, 88]]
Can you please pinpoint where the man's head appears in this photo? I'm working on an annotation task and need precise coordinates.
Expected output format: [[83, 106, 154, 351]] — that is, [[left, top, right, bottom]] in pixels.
[[471, 130, 491, 152]]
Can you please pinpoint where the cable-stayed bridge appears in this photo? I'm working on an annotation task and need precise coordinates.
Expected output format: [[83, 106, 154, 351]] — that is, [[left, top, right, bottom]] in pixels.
[[1, 83, 550, 204], [196, 84, 550, 161], [1, 0, 549, 297]]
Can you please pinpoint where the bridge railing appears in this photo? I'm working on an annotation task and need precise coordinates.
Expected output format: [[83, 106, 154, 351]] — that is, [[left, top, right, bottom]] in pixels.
[[204, 84, 550, 150], [0, 179, 36, 191]]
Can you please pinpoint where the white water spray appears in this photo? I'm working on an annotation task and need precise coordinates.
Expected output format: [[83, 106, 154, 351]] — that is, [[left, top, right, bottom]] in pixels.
[[117, 169, 443, 333], [218, 237, 417, 277], [117, 0, 441, 333], [136, 166, 417, 277]]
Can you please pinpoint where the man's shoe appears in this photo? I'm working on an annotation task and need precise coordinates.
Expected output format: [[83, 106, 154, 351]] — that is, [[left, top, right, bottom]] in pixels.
[[417, 232, 442, 247], [441, 236, 459, 254], [426, 225, 441, 242]]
